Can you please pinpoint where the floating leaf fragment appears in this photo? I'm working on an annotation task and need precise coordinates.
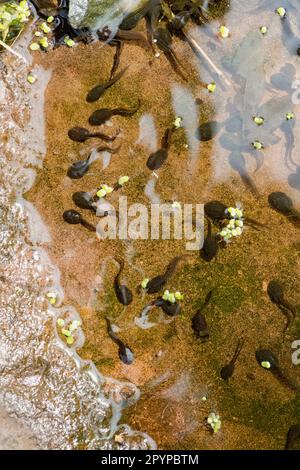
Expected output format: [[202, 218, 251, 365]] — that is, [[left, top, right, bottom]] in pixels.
[[276, 7, 286, 18], [207, 82, 216, 93], [219, 25, 230, 38], [29, 42, 40, 51], [260, 26, 268, 35], [118, 175, 129, 186], [27, 74, 36, 84]]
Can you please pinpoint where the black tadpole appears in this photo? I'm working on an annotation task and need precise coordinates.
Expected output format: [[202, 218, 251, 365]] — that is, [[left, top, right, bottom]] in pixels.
[[146, 256, 184, 294], [63, 209, 96, 232], [191, 290, 213, 340], [201, 217, 218, 262], [105, 317, 134, 365], [68, 126, 118, 143], [220, 339, 245, 380], [256, 349, 300, 393], [113, 258, 133, 306], [72, 192, 96, 211], [267, 280, 296, 332]]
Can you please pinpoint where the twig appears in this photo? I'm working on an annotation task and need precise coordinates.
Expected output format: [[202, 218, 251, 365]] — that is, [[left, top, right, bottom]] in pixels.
[[0, 39, 28, 64], [182, 29, 231, 87]]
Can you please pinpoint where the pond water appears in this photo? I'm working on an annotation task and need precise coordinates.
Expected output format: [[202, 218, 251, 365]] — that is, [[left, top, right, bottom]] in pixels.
[[1, 0, 300, 450]]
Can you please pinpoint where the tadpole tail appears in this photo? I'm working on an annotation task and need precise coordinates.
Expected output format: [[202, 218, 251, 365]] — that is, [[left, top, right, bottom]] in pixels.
[[197, 290, 213, 315], [231, 338, 245, 364], [92, 131, 119, 142], [240, 172, 260, 199], [116, 29, 151, 50], [96, 144, 121, 154], [151, 298, 164, 308], [205, 216, 212, 237], [163, 255, 182, 281], [282, 299, 296, 316], [114, 100, 141, 117], [114, 258, 125, 284], [80, 219, 96, 232], [109, 40, 124, 80], [204, 289, 213, 305], [273, 366, 300, 393], [290, 208, 300, 221], [244, 216, 266, 229], [105, 316, 126, 349], [161, 127, 173, 150], [106, 65, 129, 89], [164, 50, 188, 82]]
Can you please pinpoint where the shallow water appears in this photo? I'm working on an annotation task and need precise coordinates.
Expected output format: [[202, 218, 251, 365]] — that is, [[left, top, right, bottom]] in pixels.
[[1, 0, 300, 450], [0, 15, 154, 450]]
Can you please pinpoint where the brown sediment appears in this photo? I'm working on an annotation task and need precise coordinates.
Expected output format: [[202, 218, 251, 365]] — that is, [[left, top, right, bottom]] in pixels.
[[26, 21, 300, 450]]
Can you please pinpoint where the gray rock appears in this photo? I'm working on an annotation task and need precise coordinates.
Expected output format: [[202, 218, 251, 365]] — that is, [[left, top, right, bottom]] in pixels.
[[68, 0, 146, 33]]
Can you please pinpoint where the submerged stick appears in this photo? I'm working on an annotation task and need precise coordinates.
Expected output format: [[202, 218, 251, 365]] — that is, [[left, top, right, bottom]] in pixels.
[[182, 29, 231, 87], [0, 39, 28, 64]]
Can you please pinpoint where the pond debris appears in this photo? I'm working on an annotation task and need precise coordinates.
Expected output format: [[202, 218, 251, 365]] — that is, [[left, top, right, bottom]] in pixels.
[[253, 116, 264, 126], [173, 116, 182, 128], [162, 290, 184, 303], [252, 140, 264, 150], [219, 207, 244, 243], [276, 7, 286, 18], [207, 412, 221, 433], [57, 318, 65, 328], [27, 73, 36, 84], [141, 278, 150, 289], [182, 29, 231, 87], [219, 25, 230, 39], [207, 82, 216, 93], [96, 184, 114, 199], [286, 112, 295, 120], [46, 291, 57, 305], [57, 318, 81, 347], [260, 26, 268, 35], [113, 175, 130, 190], [29, 41, 40, 51], [40, 22, 51, 34], [39, 36, 49, 49], [118, 175, 129, 186]]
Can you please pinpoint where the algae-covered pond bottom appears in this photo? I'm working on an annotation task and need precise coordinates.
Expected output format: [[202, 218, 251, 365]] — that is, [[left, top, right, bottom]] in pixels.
[[1, 0, 300, 450]]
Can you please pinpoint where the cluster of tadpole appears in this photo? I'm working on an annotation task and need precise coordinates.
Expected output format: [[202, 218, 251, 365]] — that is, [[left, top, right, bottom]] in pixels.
[[116, 0, 229, 79]]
